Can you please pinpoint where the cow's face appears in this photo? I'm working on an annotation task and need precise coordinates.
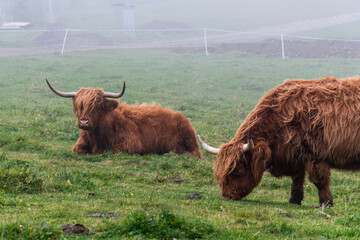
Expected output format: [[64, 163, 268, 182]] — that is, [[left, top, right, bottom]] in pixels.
[[46, 80, 125, 130], [72, 88, 119, 130], [220, 158, 257, 200], [214, 141, 270, 200]]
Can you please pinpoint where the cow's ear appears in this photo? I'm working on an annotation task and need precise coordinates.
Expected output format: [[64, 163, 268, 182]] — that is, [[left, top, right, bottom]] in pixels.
[[251, 141, 271, 183], [103, 99, 119, 112]]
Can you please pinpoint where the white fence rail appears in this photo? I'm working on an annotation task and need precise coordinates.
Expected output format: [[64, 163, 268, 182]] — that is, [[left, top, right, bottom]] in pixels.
[[1, 28, 360, 58]]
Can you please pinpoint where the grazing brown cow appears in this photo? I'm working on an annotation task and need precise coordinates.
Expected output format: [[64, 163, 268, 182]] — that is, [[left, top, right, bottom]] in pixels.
[[198, 76, 360, 206], [46, 79, 201, 158]]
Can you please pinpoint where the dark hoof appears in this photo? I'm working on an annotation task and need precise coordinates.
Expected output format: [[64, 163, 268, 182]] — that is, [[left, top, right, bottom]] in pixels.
[[289, 197, 302, 205], [289, 190, 303, 205]]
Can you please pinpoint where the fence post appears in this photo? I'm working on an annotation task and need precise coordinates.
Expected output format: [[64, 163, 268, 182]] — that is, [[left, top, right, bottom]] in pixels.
[[61, 28, 69, 55], [281, 34, 285, 59], [203, 28, 209, 55]]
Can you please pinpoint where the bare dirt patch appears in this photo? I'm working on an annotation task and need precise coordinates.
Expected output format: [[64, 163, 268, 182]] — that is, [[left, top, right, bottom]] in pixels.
[[86, 213, 121, 218], [186, 193, 202, 199], [61, 224, 89, 235], [168, 178, 186, 182], [33, 31, 112, 47], [172, 38, 360, 59], [139, 19, 193, 30], [208, 38, 360, 59]]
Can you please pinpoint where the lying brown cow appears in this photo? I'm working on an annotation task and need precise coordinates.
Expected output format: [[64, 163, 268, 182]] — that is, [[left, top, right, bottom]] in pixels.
[[198, 76, 360, 206], [46, 79, 201, 158]]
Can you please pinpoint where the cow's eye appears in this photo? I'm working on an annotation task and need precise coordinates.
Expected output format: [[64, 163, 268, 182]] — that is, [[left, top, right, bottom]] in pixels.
[[231, 162, 247, 176], [230, 168, 242, 176]]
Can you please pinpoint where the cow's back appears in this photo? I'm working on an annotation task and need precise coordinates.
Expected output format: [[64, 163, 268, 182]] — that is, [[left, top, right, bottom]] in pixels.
[[234, 77, 360, 171], [278, 78, 360, 161], [117, 103, 193, 154]]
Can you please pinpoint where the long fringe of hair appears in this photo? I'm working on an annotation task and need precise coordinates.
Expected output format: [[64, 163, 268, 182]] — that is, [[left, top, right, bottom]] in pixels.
[[72, 88, 104, 117]]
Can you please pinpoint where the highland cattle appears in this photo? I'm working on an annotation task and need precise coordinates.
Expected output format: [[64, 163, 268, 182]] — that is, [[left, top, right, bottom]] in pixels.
[[46, 79, 201, 158], [198, 76, 360, 206]]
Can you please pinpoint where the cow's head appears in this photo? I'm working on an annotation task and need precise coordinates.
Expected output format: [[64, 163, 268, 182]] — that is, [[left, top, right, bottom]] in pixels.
[[46, 79, 125, 130], [198, 130, 271, 200]]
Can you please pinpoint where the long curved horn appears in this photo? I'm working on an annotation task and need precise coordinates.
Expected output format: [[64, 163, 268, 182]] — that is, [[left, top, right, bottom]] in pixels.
[[241, 129, 254, 152], [46, 79, 77, 98], [103, 82, 126, 98], [197, 135, 220, 155]]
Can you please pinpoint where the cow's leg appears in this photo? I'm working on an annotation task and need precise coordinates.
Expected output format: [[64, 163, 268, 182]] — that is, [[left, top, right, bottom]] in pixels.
[[187, 150, 201, 158], [289, 171, 305, 205], [73, 132, 91, 154], [175, 145, 186, 155], [180, 129, 201, 158], [307, 161, 333, 207], [112, 143, 126, 154], [175, 116, 202, 158], [177, 139, 202, 158], [113, 136, 142, 155], [73, 144, 90, 154]]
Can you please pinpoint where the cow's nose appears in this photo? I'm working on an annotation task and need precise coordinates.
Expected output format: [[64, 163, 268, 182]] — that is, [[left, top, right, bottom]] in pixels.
[[80, 119, 89, 126]]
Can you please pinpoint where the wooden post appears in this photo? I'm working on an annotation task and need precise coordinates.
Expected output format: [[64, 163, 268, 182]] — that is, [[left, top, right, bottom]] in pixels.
[[61, 28, 69, 55], [281, 34, 285, 59], [204, 28, 209, 55]]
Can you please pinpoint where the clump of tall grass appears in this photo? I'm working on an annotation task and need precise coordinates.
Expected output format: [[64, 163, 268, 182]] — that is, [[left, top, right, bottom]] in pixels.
[[0, 153, 44, 194], [0, 220, 63, 240], [48, 168, 96, 192], [103, 209, 217, 239]]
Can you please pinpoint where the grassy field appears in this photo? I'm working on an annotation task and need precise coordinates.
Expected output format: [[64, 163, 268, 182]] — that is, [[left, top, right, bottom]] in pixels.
[[1, 49, 360, 239]]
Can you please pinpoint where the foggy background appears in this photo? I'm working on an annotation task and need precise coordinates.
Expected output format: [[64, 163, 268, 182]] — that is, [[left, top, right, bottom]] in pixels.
[[1, 0, 360, 58], [1, 0, 360, 30]]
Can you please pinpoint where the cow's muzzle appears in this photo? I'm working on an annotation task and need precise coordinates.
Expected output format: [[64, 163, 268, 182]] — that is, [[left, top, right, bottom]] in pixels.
[[78, 119, 91, 130]]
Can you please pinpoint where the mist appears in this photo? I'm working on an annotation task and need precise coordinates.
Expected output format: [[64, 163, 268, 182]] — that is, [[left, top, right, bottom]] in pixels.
[[1, 0, 360, 31], [1, 0, 360, 58]]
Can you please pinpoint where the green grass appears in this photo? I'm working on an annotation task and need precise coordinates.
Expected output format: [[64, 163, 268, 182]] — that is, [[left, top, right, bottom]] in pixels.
[[1, 49, 360, 239]]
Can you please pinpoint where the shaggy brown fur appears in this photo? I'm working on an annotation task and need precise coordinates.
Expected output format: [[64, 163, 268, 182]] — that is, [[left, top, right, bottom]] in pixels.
[[213, 76, 360, 206], [71, 88, 201, 158]]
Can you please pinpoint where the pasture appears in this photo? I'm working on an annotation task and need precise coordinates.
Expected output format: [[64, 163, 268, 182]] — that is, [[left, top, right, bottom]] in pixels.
[[1, 49, 360, 239]]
